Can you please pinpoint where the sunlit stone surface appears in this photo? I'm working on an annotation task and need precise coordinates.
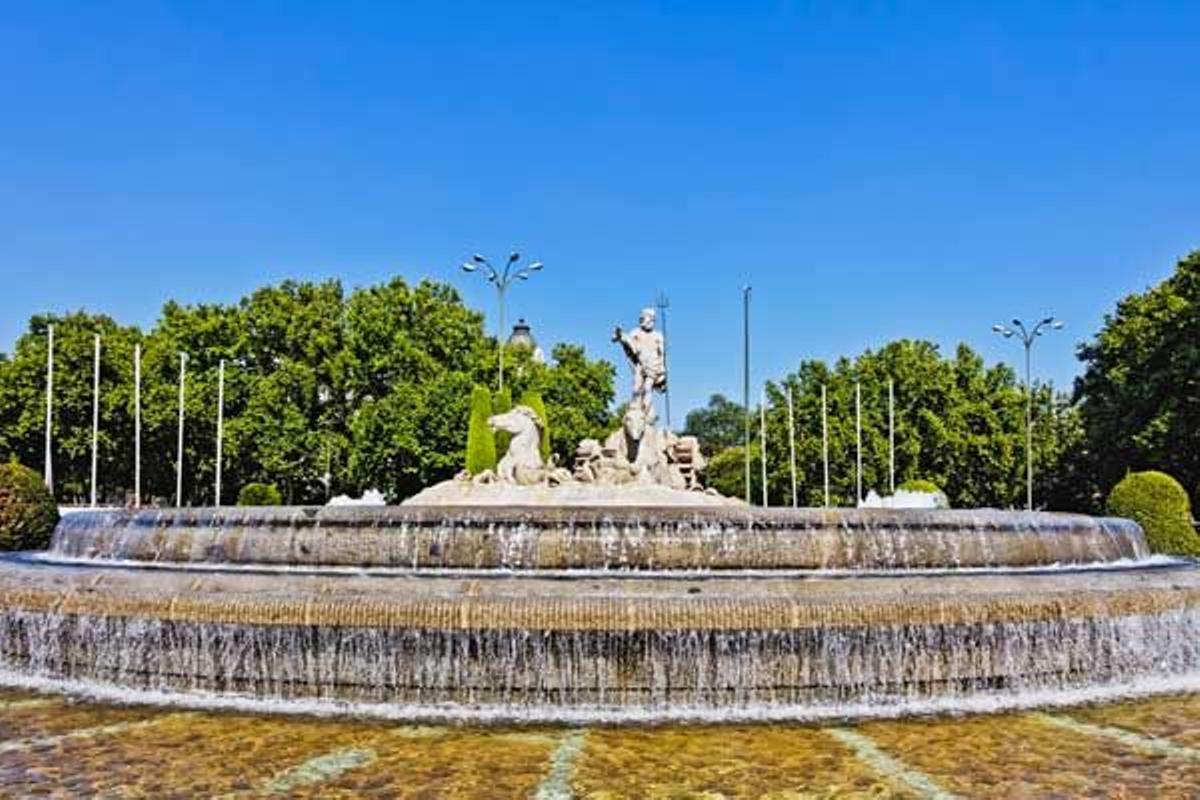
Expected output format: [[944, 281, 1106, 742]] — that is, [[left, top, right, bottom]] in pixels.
[[0, 501, 1194, 724], [0, 688, 1198, 796]]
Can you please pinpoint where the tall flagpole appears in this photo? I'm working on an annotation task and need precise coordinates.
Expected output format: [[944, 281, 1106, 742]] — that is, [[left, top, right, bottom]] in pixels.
[[215, 359, 225, 506], [855, 381, 862, 507], [759, 387, 768, 507], [43, 324, 54, 491], [134, 343, 141, 508], [742, 286, 751, 505], [176, 352, 187, 507], [90, 334, 100, 507], [888, 379, 896, 494], [821, 383, 829, 508], [787, 383, 797, 508]]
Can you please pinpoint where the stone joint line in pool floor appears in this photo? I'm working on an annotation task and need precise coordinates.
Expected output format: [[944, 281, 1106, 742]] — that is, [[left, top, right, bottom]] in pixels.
[[0, 713, 193, 755], [1034, 713, 1200, 761], [534, 729, 588, 800], [261, 747, 378, 793], [827, 728, 960, 800]]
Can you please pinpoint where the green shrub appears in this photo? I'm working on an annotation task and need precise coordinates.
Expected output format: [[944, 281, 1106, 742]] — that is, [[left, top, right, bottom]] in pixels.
[[897, 478, 950, 509], [1107, 471, 1199, 556], [518, 390, 551, 462], [0, 462, 59, 551], [703, 445, 758, 503], [898, 478, 942, 494], [465, 384, 497, 475], [237, 482, 283, 506], [492, 387, 513, 457]]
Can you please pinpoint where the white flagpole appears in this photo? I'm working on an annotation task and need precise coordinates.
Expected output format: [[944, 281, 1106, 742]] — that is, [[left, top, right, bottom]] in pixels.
[[215, 359, 225, 506], [787, 384, 797, 508], [760, 387, 768, 507], [176, 352, 187, 507], [855, 381, 862, 507], [44, 324, 54, 491], [821, 383, 829, 508], [134, 343, 141, 508], [90, 334, 100, 507], [889, 378, 896, 494]]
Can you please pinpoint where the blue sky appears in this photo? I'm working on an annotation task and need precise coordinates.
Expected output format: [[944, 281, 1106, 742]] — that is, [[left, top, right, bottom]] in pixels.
[[1, 2, 1197, 419]]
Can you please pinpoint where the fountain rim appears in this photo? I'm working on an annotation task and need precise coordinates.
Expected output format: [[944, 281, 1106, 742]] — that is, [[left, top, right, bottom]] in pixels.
[[59, 504, 1140, 531]]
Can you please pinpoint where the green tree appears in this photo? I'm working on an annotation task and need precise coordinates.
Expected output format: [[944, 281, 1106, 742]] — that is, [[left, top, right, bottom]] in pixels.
[[741, 340, 1078, 509], [705, 444, 761, 502], [683, 394, 746, 456], [537, 344, 615, 463], [518, 390, 552, 462], [0, 276, 616, 504], [1076, 251, 1200, 508], [492, 386, 513, 456], [465, 385, 497, 475], [0, 312, 141, 504]]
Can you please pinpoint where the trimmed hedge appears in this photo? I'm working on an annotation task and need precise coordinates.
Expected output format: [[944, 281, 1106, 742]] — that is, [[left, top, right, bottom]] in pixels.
[[465, 384, 496, 475], [898, 479, 942, 495], [896, 478, 950, 509], [518, 390, 551, 462], [1107, 470, 1199, 556], [237, 482, 283, 506], [0, 462, 59, 551]]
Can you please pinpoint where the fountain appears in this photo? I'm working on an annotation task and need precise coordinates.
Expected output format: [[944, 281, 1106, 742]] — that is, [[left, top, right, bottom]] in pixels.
[[0, 306, 1197, 724]]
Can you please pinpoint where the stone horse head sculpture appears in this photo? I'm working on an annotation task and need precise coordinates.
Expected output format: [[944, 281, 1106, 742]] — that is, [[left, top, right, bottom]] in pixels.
[[621, 403, 663, 480], [488, 405, 546, 484]]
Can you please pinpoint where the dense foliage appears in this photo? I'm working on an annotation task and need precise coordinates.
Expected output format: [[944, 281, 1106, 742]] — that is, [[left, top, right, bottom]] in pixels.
[[236, 482, 283, 506], [898, 479, 942, 494], [0, 278, 614, 504], [689, 340, 1080, 509], [1106, 471, 1199, 555], [0, 462, 59, 550], [682, 394, 745, 456], [491, 387, 513, 458], [1076, 251, 1200, 509], [518, 390, 552, 462], [465, 385, 496, 475], [2, 249, 1196, 512]]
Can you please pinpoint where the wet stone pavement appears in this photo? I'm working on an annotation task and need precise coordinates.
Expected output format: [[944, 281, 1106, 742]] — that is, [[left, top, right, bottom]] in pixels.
[[0, 688, 1197, 798]]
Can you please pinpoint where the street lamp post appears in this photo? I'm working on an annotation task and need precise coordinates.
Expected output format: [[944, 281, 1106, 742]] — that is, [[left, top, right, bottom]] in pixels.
[[993, 316, 1064, 511], [461, 252, 544, 393]]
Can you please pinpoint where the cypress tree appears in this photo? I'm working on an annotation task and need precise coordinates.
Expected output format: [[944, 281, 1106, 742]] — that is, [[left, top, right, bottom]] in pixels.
[[465, 384, 497, 474], [518, 390, 552, 462], [492, 387, 513, 457]]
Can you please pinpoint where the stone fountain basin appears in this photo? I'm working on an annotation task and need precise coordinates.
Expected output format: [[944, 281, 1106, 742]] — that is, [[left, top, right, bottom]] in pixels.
[[49, 506, 1148, 571], [0, 555, 1196, 718]]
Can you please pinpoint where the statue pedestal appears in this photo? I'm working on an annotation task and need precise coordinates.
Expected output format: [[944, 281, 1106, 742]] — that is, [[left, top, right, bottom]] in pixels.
[[402, 479, 738, 507]]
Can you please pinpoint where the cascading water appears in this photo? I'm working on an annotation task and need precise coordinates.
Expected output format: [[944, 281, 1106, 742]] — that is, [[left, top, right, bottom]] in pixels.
[[0, 505, 1196, 723], [48, 507, 1148, 571]]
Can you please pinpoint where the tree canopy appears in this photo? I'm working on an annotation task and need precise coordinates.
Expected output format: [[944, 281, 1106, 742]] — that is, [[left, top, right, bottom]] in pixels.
[[689, 340, 1082, 509], [0, 277, 614, 504], [1075, 250, 1200, 507]]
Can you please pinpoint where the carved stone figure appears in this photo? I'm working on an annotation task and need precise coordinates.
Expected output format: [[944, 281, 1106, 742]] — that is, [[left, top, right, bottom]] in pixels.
[[487, 405, 545, 485], [613, 308, 666, 415], [423, 304, 728, 504]]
